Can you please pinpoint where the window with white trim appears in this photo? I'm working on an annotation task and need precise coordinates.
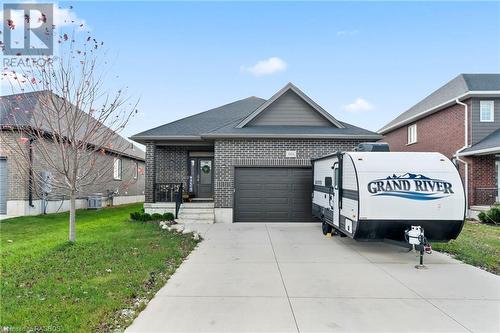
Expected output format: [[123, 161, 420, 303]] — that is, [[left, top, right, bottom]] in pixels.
[[113, 158, 122, 180], [480, 101, 494, 122], [133, 162, 138, 180], [407, 124, 417, 144]]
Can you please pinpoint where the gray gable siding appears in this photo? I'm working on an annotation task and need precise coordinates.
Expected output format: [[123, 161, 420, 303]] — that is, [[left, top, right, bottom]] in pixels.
[[247, 90, 333, 127], [471, 98, 500, 144]]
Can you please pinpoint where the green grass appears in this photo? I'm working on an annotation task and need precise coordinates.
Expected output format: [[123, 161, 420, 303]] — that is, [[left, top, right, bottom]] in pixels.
[[432, 221, 500, 274], [0, 204, 199, 332]]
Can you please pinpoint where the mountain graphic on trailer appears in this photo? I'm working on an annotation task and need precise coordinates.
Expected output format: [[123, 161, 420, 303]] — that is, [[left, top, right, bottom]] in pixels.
[[385, 173, 431, 180]]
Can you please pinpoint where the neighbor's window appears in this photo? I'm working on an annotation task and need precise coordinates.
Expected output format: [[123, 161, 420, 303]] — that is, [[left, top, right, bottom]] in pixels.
[[133, 162, 138, 179], [407, 124, 417, 144], [480, 101, 494, 122], [113, 158, 122, 180]]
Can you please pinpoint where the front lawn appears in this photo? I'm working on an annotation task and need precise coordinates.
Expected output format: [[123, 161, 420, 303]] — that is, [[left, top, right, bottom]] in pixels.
[[432, 220, 499, 274], [0, 203, 199, 332]]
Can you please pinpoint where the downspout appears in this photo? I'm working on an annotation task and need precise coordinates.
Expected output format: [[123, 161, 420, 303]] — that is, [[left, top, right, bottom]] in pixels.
[[454, 99, 469, 210], [28, 138, 35, 208]]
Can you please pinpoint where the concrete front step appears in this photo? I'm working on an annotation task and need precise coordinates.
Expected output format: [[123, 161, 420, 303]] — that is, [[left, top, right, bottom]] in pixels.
[[176, 218, 214, 224], [178, 213, 215, 220], [182, 202, 214, 209], [179, 208, 214, 214]]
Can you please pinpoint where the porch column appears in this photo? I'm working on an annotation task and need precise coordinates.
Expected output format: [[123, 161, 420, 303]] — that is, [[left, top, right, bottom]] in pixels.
[[145, 142, 156, 203]]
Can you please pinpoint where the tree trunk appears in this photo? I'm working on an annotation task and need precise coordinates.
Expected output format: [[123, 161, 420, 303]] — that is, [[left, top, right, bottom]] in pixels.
[[69, 192, 76, 242]]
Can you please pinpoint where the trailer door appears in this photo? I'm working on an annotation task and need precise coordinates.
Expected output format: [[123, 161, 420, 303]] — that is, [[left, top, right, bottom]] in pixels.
[[332, 163, 340, 227]]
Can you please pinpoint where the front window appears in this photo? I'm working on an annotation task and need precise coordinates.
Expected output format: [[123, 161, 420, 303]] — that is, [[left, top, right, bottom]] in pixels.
[[407, 124, 417, 144], [480, 101, 494, 122], [113, 158, 122, 180]]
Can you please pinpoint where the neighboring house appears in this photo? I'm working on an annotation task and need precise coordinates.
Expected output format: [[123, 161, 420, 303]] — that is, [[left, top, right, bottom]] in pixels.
[[379, 74, 500, 216], [131, 83, 381, 223], [0, 91, 146, 217]]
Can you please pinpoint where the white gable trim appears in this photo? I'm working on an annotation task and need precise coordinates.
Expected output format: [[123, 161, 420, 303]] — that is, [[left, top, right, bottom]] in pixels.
[[236, 83, 345, 128]]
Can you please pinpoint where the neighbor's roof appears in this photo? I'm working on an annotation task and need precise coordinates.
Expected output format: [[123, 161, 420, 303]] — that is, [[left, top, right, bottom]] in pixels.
[[459, 128, 500, 156], [378, 74, 500, 134], [0, 91, 145, 161], [131, 83, 381, 142]]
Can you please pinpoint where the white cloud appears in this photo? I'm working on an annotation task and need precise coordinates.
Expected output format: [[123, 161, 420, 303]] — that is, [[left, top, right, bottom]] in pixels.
[[53, 6, 88, 30], [241, 57, 287, 77], [343, 98, 374, 113], [336, 29, 359, 36]]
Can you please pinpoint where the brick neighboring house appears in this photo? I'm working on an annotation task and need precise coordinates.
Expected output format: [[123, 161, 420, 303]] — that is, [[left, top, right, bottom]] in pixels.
[[0, 91, 146, 217], [131, 83, 381, 223], [379, 74, 500, 217]]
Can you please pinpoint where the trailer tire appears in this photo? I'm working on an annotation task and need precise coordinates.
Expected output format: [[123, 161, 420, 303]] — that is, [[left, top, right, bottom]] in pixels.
[[322, 222, 332, 235]]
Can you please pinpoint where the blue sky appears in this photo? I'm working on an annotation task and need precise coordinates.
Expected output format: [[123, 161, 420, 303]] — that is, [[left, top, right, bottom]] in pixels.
[[5, 1, 500, 137]]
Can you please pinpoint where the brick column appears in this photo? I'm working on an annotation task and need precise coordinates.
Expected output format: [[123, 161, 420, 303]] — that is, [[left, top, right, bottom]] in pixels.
[[145, 142, 156, 203]]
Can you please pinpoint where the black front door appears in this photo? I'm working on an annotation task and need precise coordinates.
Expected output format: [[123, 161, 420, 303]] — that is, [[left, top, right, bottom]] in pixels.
[[189, 157, 214, 198]]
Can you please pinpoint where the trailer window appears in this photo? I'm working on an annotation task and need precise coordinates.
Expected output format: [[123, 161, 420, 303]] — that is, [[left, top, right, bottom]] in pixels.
[[325, 177, 332, 187]]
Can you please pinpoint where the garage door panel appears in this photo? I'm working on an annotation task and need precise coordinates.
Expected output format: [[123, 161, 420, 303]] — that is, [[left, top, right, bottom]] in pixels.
[[234, 167, 314, 222], [238, 198, 289, 205], [238, 183, 264, 190]]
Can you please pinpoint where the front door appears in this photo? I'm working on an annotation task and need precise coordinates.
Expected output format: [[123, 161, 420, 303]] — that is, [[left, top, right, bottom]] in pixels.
[[189, 158, 214, 198]]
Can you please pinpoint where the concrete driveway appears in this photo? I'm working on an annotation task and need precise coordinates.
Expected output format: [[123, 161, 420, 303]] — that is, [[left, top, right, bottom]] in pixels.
[[127, 223, 499, 333]]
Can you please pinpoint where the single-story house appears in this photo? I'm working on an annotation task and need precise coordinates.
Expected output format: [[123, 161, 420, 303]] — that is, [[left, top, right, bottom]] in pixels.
[[379, 74, 500, 217], [0, 91, 146, 217], [131, 83, 381, 223]]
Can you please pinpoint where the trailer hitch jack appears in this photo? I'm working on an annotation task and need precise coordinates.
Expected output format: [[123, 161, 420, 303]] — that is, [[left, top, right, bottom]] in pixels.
[[415, 247, 427, 269], [405, 226, 431, 269]]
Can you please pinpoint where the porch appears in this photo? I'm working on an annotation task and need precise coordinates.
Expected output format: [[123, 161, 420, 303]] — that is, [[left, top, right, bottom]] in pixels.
[[143, 143, 216, 219]]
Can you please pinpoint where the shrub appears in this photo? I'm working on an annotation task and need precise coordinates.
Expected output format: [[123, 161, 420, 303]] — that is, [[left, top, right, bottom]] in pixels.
[[478, 205, 500, 224], [162, 212, 175, 221], [130, 211, 152, 222], [130, 211, 175, 222], [150, 213, 163, 221]]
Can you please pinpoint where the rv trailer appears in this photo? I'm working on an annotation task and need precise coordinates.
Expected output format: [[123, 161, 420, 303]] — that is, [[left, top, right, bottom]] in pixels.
[[312, 151, 466, 242]]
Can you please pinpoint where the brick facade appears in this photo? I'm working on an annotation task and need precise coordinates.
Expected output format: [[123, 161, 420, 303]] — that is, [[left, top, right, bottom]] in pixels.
[[213, 138, 366, 208], [1, 130, 145, 207], [468, 155, 497, 205], [145, 138, 368, 208], [144, 142, 156, 203], [0, 131, 29, 200], [382, 101, 469, 159]]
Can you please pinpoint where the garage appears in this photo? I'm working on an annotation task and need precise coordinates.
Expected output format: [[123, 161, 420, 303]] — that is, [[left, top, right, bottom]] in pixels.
[[234, 167, 314, 222]]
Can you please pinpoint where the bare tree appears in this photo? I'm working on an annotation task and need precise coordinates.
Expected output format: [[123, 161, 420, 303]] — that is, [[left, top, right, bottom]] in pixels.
[[1, 26, 138, 242]]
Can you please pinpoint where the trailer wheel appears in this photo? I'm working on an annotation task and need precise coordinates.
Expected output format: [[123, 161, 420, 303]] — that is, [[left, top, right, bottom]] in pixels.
[[322, 222, 332, 235]]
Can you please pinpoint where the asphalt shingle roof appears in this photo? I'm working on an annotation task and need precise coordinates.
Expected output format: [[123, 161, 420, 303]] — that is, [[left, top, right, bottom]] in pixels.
[[131, 92, 380, 141], [460, 128, 500, 156], [379, 74, 500, 134], [1, 91, 145, 160], [132, 97, 266, 138]]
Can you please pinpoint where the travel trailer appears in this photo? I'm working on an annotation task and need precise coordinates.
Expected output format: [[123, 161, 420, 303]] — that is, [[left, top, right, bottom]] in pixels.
[[312, 151, 466, 242]]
